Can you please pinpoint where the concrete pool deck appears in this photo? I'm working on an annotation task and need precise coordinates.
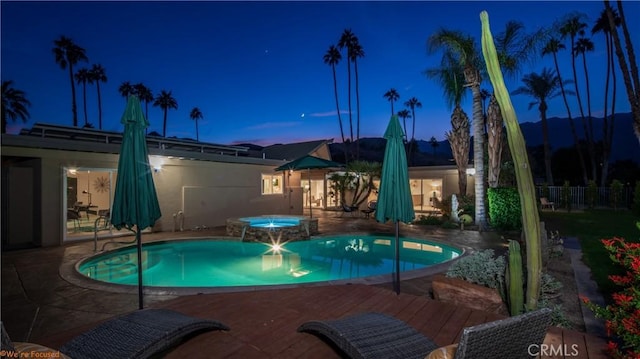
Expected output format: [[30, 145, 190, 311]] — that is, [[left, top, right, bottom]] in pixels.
[[0, 210, 522, 344]]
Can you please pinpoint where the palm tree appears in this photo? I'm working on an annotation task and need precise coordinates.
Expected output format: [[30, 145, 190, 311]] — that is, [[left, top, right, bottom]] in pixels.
[[52, 36, 88, 127], [604, 0, 640, 144], [397, 109, 411, 142], [118, 81, 134, 100], [574, 36, 597, 181], [134, 83, 154, 127], [349, 40, 365, 159], [87, 64, 107, 130], [383, 88, 400, 115], [323, 45, 346, 146], [189, 107, 203, 141], [593, 8, 621, 186], [153, 90, 178, 137], [559, 13, 594, 183], [512, 68, 566, 185], [1, 80, 31, 134], [542, 37, 588, 184], [338, 29, 357, 143], [428, 29, 485, 227], [404, 97, 422, 143], [425, 57, 470, 196], [74, 68, 90, 127], [429, 136, 439, 158]]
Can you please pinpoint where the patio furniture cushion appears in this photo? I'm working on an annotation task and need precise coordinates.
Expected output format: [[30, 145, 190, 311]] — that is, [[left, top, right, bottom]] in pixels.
[[425, 344, 457, 359], [298, 308, 552, 359], [59, 308, 229, 359]]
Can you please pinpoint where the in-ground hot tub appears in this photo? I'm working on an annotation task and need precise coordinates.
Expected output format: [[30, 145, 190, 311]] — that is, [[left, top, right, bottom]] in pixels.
[[226, 215, 318, 242]]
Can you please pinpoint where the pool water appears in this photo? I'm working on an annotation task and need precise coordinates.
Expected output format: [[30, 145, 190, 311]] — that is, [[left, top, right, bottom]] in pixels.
[[78, 236, 461, 287], [239, 216, 301, 228]]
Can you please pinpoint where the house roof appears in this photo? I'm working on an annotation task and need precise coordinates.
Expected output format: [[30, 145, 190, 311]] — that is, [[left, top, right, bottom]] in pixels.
[[259, 139, 333, 161]]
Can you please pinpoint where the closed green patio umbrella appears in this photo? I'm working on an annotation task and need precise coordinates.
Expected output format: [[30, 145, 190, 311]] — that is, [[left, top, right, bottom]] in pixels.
[[111, 95, 162, 309], [275, 155, 343, 218], [375, 115, 415, 294]]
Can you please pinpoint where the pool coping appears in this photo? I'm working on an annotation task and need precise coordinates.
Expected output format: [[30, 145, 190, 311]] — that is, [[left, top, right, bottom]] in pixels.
[[59, 233, 472, 296]]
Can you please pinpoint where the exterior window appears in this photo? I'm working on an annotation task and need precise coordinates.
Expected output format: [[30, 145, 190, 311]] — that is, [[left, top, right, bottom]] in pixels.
[[262, 174, 283, 195]]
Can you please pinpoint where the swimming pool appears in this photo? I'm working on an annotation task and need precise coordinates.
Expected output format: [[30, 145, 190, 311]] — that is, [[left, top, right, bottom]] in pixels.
[[78, 235, 461, 288]]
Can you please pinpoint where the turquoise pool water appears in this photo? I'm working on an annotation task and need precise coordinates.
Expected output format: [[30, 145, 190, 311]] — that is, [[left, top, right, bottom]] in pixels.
[[78, 236, 461, 287]]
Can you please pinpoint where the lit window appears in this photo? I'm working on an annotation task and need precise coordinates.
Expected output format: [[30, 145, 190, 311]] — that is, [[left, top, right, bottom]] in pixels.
[[262, 174, 283, 195]]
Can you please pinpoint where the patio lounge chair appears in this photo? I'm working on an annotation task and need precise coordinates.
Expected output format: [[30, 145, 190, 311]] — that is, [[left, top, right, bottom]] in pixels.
[[540, 197, 555, 211], [2, 309, 229, 359], [298, 308, 552, 359]]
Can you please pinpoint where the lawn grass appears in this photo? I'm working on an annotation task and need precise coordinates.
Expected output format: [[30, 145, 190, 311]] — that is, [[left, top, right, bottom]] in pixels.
[[540, 209, 640, 300]]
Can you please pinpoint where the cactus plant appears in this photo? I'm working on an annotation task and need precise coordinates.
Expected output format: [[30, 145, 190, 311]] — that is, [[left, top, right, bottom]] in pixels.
[[480, 11, 542, 311], [506, 240, 524, 316]]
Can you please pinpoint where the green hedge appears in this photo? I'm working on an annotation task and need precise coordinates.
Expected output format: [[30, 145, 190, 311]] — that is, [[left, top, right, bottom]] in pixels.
[[488, 187, 522, 230]]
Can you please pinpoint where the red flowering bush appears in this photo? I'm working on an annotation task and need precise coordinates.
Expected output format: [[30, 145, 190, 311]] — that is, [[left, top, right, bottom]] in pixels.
[[582, 231, 640, 359]]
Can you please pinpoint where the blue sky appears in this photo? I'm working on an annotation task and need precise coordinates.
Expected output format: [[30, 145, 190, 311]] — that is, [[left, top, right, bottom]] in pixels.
[[2, 1, 639, 146]]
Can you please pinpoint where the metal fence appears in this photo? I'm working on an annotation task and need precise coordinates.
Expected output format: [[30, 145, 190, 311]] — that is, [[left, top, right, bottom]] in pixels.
[[536, 186, 634, 210]]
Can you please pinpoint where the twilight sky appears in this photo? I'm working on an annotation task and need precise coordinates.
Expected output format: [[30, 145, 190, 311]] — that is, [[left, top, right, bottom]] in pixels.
[[2, 1, 639, 146]]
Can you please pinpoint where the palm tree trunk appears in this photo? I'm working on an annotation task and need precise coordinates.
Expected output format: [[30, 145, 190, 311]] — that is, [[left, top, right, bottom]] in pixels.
[[355, 59, 361, 160], [331, 65, 348, 163], [578, 52, 598, 181], [601, 31, 613, 186], [470, 79, 486, 228], [97, 83, 103, 130], [82, 82, 88, 127], [552, 52, 589, 183], [163, 110, 167, 138], [68, 66, 78, 127], [606, 0, 640, 143], [196, 119, 199, 141], [540, 102, 554, 185], [487, 96, 504, 188]]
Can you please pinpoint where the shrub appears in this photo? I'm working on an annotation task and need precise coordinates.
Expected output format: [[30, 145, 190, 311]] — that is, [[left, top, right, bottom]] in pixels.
[[487, 187, 522, 231], [610, 179, 624, 210], [586, 180, 597, 209], [634, 182, 640, 216], [446, 249, 506, 290], [414, 214, 443, 226], [582, 229, 640, 358], [561, 181, 572, 212]]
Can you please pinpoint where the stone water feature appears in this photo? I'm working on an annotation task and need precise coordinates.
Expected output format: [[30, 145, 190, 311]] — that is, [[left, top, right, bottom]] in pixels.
[[226, 215, 318, 243]]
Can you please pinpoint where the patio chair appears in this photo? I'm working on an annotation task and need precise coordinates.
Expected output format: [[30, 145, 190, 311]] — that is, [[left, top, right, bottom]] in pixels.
[[540, 197, 555, 211], [297, 308, 552, 359], [2, 309, 229, 359], [341, 203, 358, 217], [360, 201, 377, 219], [67, 208, 81, 230]]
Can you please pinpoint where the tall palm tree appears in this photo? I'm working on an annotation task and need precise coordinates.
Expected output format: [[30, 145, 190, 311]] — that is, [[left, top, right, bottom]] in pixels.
[[604, 0, 640, 144], [404, 97, 422, 143], [52, 36, 88, 127], [323, 45, 346, 146], [574, 36, 597, 181], [512, 68, 566, 185], [1, 80, 31, 134], [428, 29, 485, 227], [383, 88, 400, 115], [542, 37, 588, 184], [338, 29, 357, 143], [349, 40, 365, 159], [559, 13, 594, 183], [87, 64, 107, 130], [118, 81, 134, 100], [153, 90, 178, 137], [425, 57, 470, 196], [74, 68, 90, 127], [134, 83, 154, 127], [593, 8, 620, 186], [397, 109, 411, 142], [486, 21, 547, 188], [189, 107, 203, 141]]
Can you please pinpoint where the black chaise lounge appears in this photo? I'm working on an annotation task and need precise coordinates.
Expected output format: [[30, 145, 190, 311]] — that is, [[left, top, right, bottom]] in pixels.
[[298, 308, 552, 359], [2, 309, 229, 359]]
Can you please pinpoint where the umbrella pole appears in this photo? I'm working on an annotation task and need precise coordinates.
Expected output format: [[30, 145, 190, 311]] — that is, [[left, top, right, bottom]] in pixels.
[[394, 221, 400, 295], [137, 229, 144, 309]]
